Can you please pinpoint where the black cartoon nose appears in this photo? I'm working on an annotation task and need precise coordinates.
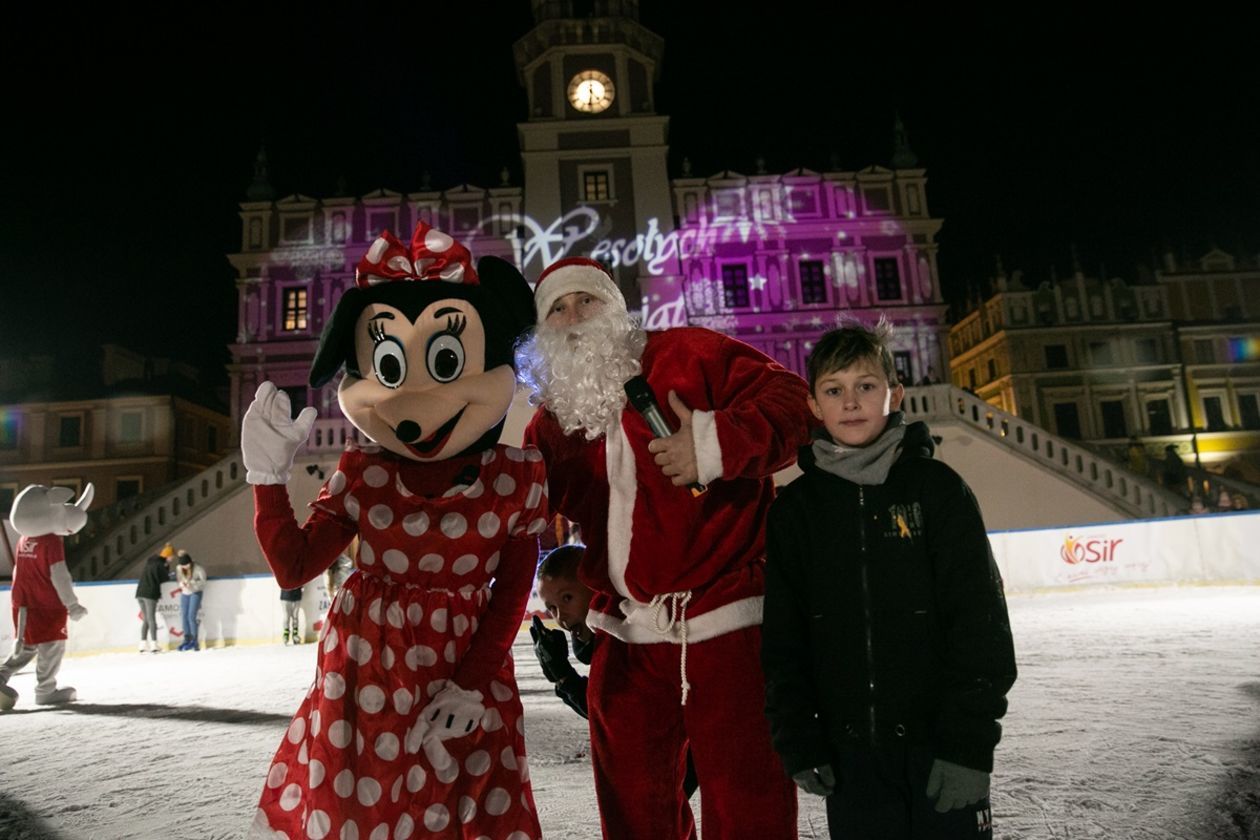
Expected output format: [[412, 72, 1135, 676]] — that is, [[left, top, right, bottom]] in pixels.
[[395, 421, 422, 444]]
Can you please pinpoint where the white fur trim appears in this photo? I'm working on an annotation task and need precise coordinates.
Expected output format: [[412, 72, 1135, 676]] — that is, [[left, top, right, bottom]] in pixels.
[[534, 263, 626, 320], [691, 409, 724, 486], [588, 596, 764, 644], [604, 418, 637, 600]]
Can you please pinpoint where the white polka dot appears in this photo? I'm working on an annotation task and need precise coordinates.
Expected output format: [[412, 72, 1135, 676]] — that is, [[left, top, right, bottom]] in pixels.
[[507, 512, 522, 534], [493, 474, 516, 496], [440, 513, 467, 538], [362, 465, 389, 488], [395, 473, 413, 498], [500, 746, 518, 770], [307, 809, 331, 839], [505, 447, 525, 462], [357, 776, 382, 807], [525, 483, 544, 509], [482, 708, 504, 732], [333, 768, 354, 798], [387, 255, 413, 274], [406, 603, 423, 625], [311, 709, 322, 737], [323, 627, 340, 654], [280, 783, 303, 812], [465, 749, 492, 776], [429, 608, 448, 633], [358, 541, 376, 567], [437, 756, 461, 783], [369, 825, 388, 840], [381, 646, 395, 670], [426, 680, 444, 698], [485, 552, 500, 573], [458, 795, 478, 824], [347, 635, 373, 665], [368, 505, 394, 530], [452, 614, 469, 636], [417, 554, 443, 573], [375, 732, 400, 761], [358, 685, 386, 714], [402, 512, 429, 536], [386, 603, 404, 629], [477, 512, 501, 538], [344, 494, 360, 519], [391, 775, 402, 803], [324, 672, 346, 700], [508, 832, 530, 840], [328, 471, 347, 495], [516, 715, 525, 735], [340, 822, 359, 840], [405, 645, 437, 670], [519, 755, 530, 784], [485, 787, 511, 816], [267, 762, 288, 789], [463, 479, 484, 499], [442, 483, 465, 498], [444, 640, 457, 663], [287, 717, 306, 744], [298, 741, 310, 764], [393, 687, 413, 715], [367, 237, 390, 263], [340, 592, 356, 614], [527, 517, 547, 535], [490, 680, 513, 702], [368, 598, 384, 625], [423, 804, 450, 832], [329, 720, 352, 749], [440, 264, 465, 283], [524, 448, 543, 462], [451, 554, 479, 575], [425, 229, 454, 252], [309, 759, 326, 789], [383, 550, 409, 574], [394, 813, 414, 840], [407, 764, 427, 792]]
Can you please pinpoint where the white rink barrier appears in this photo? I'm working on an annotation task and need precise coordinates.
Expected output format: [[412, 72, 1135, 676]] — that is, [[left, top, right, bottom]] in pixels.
[[990, 510, 1260, 592], [2, 512, 1258, 655]]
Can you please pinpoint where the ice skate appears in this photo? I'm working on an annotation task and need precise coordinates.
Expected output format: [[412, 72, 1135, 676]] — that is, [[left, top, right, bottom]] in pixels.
[[34, 686, 76, 705], [0, 681, 17, 711], [147, 640, 161, 654], [138, 641, 147, 653]]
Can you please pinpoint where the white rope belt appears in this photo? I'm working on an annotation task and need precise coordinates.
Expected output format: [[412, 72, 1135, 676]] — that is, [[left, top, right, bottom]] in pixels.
[[648, 591, 693, 705]]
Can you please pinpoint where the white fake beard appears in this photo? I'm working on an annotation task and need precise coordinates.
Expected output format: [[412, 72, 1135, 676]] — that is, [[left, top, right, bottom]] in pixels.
[[516, 306, 648, 440]]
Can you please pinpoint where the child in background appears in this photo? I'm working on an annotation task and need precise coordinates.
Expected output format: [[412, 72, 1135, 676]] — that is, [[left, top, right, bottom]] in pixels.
[[279, 585, 303, 644], [530, 544, 698, 799], [762, 320, 1017, 839]]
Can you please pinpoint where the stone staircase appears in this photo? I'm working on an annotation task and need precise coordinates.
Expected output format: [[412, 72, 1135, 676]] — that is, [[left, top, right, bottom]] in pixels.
[[904, 385, 1186, 519]]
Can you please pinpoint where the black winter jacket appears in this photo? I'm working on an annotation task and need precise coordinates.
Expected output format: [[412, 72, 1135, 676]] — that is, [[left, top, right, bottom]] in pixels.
[[135, 555, 170, 600], [761, 421, 1016, 774]]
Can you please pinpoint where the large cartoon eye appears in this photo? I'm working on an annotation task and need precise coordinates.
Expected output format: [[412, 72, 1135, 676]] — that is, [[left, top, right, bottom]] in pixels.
[[372, 338, 407, 389], [426, 333, 465, 383]]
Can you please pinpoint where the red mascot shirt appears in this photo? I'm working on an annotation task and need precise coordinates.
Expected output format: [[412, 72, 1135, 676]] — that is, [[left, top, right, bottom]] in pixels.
[[11, 535, 70, 644]]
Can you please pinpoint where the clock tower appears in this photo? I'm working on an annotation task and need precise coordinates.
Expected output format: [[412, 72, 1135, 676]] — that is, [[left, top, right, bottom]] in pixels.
[[513, 0, 675, 300]]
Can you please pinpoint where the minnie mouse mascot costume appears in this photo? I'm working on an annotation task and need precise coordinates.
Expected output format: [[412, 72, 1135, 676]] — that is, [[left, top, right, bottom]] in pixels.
[[244, 223, 547, 840]]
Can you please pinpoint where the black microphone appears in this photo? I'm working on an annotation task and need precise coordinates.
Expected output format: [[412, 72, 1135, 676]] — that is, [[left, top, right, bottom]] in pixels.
[[623, 376, 707, 496]]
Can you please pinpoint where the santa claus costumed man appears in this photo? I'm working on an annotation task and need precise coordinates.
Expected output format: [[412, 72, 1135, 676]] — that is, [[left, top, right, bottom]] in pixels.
[[0, 483, 94, 710], [243, 222, 547, 840], [517, 257, 815, 838]]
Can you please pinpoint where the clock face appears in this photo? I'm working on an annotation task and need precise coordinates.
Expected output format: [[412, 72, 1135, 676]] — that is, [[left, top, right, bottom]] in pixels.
[[568, 70, 615, 114]]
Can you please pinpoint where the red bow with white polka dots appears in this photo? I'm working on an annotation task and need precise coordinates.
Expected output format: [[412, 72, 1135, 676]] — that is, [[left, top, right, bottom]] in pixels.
[[354, 222, 479, 288]]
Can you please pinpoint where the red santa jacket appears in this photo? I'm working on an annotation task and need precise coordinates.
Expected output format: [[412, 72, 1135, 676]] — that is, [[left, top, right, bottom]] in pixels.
[[11, 535, 70, 644], [524, 328, 812, 644]]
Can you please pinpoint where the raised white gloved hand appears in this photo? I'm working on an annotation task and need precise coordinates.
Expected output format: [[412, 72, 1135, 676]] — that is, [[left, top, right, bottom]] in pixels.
[[241, 382, 318, 485], [925, 758, 990, 813]]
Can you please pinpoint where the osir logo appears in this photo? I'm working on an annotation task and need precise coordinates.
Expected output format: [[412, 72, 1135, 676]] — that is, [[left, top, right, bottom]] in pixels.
[[1060, 534, 1124, 565]]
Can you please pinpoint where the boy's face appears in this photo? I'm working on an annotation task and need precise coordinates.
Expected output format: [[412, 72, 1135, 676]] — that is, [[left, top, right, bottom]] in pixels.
[[809, 357, 905, 448], [537, 574, 593, 636]]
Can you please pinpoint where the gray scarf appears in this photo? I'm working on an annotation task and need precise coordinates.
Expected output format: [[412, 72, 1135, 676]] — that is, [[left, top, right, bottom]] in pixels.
[[810, 411, 907, 486]]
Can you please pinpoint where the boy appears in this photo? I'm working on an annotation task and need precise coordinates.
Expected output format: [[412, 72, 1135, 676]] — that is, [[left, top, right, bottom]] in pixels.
[[762, 320, 1017, 839], [530, 544, 699, 799]]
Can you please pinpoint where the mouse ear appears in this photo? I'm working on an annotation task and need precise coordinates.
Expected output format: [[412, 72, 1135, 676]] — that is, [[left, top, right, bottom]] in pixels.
[[309, 286, 370, 388], [476, 256, 535, 338]]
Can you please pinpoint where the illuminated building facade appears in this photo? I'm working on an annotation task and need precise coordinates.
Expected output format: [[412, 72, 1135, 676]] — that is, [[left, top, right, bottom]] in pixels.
[[948, 249, 1260, 481], [226, 0, 950, 441]]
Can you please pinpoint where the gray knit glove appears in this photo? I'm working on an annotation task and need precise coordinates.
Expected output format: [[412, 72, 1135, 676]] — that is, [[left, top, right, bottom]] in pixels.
[[791, 765, 835, 797]]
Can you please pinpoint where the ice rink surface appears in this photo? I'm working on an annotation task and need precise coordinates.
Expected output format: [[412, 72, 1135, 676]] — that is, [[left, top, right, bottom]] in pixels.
[[0, 585, 1257, 839]]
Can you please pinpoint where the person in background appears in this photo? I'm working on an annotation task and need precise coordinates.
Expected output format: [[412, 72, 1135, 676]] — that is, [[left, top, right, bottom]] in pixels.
[[1188, 495, 1208, 515], [135, 545, 173, 653], [323, 551, 354, 600], [1161, 444, 1188, 495], [279, 585, 303, 645], [1216, 487, 1235, 512], [175, 551, 206, 651], [1232, 493, 1251, 511]]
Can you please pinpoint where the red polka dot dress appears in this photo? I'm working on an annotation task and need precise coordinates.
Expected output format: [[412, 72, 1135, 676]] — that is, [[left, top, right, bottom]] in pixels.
[[250, 443, 549, 840]]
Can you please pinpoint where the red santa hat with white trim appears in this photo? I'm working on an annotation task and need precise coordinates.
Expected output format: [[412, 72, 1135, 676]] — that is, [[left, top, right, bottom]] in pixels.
[[533, 257, 625, 321]]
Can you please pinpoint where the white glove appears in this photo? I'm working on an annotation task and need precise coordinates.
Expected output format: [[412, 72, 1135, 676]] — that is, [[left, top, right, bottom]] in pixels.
[[68, 604, 87, 621], [412, 681, 484, 744], [242, 382, 318, 485], [925, 758, 990, 813]]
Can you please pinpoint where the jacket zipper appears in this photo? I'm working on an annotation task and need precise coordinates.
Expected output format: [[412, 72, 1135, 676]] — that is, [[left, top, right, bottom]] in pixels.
[[858, 485, 877, 743]]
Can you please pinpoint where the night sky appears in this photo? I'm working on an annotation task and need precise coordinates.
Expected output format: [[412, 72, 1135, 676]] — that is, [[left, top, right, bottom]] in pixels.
[[3, 5, 1256, 388]]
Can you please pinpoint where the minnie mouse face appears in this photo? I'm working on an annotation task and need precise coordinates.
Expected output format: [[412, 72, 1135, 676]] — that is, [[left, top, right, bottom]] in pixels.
[[308, 224, 535, 465], [338, 297, 515, 462]]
